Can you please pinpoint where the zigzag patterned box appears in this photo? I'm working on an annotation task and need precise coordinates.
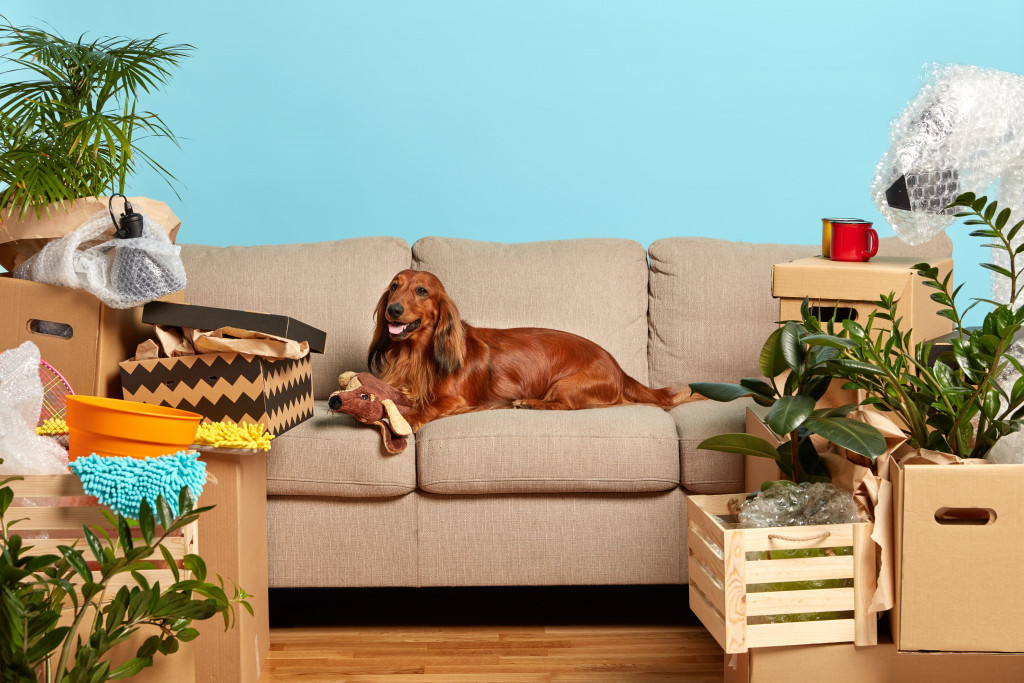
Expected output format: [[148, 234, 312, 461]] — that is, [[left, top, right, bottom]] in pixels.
[[120, 352, 314, 435]]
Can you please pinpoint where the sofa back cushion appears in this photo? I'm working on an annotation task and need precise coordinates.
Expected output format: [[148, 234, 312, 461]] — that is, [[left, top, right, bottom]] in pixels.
[[648, 233, 954, 391], [180, 237, 412, 399], [412, 237, 651, 384]]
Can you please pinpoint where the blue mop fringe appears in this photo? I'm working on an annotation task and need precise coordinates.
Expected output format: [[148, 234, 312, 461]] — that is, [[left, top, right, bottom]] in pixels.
[[69, 451, 207, 520]]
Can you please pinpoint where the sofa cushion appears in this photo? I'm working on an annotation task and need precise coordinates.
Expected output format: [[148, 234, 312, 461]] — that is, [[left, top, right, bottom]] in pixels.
[[415, 405, 679, 494], [672, 397, 754, 494], [265, 400, 416, 497], [180, 237, 412, 399], [647, 233, 955, 391], [412, 236, 651, 384]]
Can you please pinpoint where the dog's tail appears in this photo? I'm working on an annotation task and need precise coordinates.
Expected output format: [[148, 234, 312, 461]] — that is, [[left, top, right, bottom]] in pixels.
[[623, 376, 705, 410]]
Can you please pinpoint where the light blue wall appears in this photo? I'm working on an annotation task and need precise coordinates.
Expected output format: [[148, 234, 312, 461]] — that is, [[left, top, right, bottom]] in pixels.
[[5, 1, 1024, 323]]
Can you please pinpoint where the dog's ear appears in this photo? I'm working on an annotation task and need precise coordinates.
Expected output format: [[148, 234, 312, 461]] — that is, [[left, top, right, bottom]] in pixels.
[[367, 286, 391, 373], [433, 291, 466, 375]]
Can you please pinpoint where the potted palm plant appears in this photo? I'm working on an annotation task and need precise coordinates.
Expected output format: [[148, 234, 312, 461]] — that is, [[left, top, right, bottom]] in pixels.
[[0, 19, 193, 219]]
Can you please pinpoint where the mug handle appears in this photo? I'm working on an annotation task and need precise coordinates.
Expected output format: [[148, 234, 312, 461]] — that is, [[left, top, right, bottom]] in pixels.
[[863, 228, 879, 260]]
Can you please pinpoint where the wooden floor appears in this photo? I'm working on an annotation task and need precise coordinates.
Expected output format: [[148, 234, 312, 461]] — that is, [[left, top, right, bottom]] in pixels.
[[260, 586, 724, 683]]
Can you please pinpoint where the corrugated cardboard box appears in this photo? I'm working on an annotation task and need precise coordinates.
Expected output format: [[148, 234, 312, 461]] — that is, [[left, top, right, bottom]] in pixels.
[[0, 274, 182, 398], [119, 302, 325, 436], [773, 256, 953, 351], [192, 447, 269, 683], [121, 352, 314, 435], [724, 632, 1024, 682], [890, 458, 1024, 653]]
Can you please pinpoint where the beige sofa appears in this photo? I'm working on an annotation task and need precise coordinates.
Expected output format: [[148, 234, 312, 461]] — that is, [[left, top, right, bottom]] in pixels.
[[179, 233, 951, 588]]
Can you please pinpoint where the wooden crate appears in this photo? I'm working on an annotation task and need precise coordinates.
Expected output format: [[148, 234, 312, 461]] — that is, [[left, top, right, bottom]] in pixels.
[[5, 474, 197, 683], [687, 494, 877, 654]]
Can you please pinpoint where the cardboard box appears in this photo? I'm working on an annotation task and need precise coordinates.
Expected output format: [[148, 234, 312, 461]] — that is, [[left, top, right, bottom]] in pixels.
[[120, 352, 314, 435], [687, 494, 877, 653], [744, 405, 784, 491], [120, 302, 326, 436], [0, 274, 182, 398], [890, 458, 1024, 653], [192, 447, 270, 683], [724, 631, 1024, 683], [141, 301, 326, 353], [773, 256, 954, 351]]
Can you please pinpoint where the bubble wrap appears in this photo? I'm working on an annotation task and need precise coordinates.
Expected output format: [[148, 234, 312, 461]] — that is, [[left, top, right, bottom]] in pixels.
[[738, 482, 863, 529], [0, 342, 70, 474], [13, 207, 186, 309], [986, 429, 1024, 464], [872, 65, 1024, 289]]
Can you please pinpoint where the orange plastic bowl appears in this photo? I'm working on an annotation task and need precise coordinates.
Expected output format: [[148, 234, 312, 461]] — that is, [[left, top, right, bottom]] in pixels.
[[66, 396, 201, 461]]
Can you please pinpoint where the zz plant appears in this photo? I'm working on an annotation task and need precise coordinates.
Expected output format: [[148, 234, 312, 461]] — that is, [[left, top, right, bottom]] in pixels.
[[690, 303, 887, 484], [0, 473, 251, 683], [808, 192, 1024, 458]]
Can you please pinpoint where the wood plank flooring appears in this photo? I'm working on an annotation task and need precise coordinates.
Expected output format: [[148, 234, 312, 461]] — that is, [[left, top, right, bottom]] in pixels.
[[261, 586, 724, 682]]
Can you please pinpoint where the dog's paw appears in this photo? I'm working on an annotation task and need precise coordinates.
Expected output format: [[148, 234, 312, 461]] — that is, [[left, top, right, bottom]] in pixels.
[[511, 399, 534, 410]]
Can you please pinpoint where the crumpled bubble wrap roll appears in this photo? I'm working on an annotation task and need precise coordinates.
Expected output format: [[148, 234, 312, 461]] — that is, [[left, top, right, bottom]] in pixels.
[[872, 64, 1024, 248], [0, 342, 70, 474]]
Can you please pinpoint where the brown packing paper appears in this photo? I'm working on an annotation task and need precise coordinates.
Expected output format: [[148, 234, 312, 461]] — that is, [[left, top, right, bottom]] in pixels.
[[817, 409, 908, 614], [0, 196, 181, 271], [139, 325, 310, 361]]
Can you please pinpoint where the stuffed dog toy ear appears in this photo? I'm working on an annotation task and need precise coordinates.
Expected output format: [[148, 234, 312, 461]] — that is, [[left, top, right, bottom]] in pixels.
[[327, 372, 413, 454]]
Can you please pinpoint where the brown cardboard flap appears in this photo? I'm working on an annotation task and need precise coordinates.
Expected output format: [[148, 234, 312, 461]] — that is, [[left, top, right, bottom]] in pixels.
[[141, 302, 326, 354], [772, 256, 937, 301]]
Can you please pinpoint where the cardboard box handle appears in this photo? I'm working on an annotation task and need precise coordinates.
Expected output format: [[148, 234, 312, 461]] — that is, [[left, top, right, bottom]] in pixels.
[[27, 319, 74, 340], [934, 507, 997, 526], [808, 306, 859, 324]]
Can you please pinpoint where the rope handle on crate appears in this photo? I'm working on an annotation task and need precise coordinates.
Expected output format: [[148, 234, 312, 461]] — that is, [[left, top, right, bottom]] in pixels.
[[767, 531, 831, 543]]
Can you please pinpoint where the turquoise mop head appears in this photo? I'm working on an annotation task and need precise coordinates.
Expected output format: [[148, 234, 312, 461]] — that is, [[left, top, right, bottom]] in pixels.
[[70, 450, 207, 520]]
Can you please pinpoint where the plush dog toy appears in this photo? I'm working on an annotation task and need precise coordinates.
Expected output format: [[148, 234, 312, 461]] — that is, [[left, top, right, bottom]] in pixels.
[[327, 371, 413, 454]]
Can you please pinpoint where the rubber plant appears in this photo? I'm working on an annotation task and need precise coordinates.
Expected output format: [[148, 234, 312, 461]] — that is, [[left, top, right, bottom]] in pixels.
[[0, 18, 193, 220], [0, 472, 251, 683], [806, 192, 1024, 458], [689, 301, 887, 484]]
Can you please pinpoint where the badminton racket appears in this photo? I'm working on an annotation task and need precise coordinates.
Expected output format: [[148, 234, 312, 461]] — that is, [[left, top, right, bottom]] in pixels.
[[39, 360, 74, 423]]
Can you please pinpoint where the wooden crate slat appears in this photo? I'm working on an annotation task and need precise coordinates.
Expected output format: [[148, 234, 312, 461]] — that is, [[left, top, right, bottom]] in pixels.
[[740, 524, 857, 552], [689, 494, 740, 519], [8, 505, 112, 529], [745, 554, 855, 584], [746, 618, 857, 649], [687, 527, 725, 584], [746, 587, 855, 616], [687, 556, 725, 615], [722, 528, 747, 655], [7, 474, 86, 497], [852, 521, 878, 646], [688, 584, 728, 653], [687, 496, 727, 547], [23, 536, 190, 561]]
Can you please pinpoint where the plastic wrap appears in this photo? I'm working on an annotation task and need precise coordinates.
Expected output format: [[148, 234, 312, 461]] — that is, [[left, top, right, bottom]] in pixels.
[[872, 65, 1024, 305], [738, 482, 863, 529], [12, 207, 186, 308], [0, 342, 70, 474]]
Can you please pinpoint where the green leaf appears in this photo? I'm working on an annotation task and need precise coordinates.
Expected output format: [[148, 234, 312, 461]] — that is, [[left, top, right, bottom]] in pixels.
[[183, 554, 207, 582], [803, 416, 886, 458], [758, 327, 789, 378], [697, 433, 785, 460], [779, 321, 804, 373], [740, 377, 777, 400], [802, 333, 856, 350], [177, 627, 200, 642], [82, 525, 104, 562], [688, 382, 753, 403], [156, 495, 174, 530], [109, 657, 150, 680], [58, 545, 92, 582], [138, 499, 155, 545], [980, 263, 1013, 279]]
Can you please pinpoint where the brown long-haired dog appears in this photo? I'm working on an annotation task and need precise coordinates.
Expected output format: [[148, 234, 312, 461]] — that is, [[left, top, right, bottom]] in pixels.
[[368, 269, 695, 431]]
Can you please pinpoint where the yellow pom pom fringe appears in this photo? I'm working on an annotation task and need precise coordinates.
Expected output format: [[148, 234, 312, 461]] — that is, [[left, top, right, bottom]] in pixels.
[[37, 417, 69, 435], [194, 421, 275, 451]]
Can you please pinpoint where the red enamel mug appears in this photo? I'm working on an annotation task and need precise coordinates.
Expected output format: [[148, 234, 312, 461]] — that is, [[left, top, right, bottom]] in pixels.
[[829, 220, 878, 262]]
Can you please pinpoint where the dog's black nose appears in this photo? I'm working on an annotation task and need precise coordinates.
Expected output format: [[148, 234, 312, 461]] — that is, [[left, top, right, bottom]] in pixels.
[[328, 394, 342, 410], [387, 303, 404, 319]]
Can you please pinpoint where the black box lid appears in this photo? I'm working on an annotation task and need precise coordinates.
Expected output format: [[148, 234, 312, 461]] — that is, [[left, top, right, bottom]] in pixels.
[[141, 301, 326, 354]]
